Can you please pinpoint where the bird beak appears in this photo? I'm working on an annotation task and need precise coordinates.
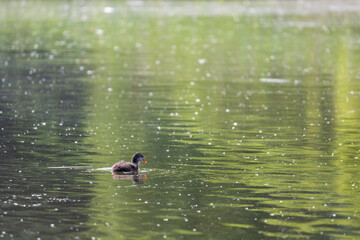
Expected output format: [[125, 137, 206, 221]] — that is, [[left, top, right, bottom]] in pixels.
[[142, 158, 147, 163]]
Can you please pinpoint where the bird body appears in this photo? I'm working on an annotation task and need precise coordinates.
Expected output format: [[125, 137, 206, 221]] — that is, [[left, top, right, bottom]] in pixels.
[[112, 152, 146, 172], [112, 161, 138, 172]]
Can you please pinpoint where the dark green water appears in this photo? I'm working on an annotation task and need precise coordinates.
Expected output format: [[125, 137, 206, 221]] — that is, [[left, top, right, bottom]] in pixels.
[[1, 1, 360, 239]]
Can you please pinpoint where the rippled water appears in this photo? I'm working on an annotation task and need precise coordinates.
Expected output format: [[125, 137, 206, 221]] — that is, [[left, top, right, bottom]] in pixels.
[[1, 1, 360, 239]]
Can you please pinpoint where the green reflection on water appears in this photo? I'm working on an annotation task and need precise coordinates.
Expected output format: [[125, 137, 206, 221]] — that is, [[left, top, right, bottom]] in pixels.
[[1, 1, 360, 239]]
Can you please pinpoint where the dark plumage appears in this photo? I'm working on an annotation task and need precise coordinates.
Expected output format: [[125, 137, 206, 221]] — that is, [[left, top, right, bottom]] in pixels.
[[112, 152, 146, 172]]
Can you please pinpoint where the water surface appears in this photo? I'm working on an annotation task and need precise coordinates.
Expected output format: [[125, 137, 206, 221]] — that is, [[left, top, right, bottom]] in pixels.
[[1, 1, 360, 239]]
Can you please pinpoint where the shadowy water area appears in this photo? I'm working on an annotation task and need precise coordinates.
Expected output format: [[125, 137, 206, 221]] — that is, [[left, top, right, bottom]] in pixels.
[[1, 0, 360, 239]]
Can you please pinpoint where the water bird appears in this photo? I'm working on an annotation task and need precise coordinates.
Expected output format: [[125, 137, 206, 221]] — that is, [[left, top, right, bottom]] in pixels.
[[112, 152, 146, 172]]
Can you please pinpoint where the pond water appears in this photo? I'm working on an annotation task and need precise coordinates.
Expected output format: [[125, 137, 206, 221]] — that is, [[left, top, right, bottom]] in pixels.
[[1, 1, 360, 239]]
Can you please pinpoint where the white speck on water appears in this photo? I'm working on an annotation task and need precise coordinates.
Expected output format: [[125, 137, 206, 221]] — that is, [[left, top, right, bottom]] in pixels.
[[206, 72, 211, 77], [234, 122, 237, 126], [163, 218, 168, 222], [196, 99, 200, 103], [226, 109, 230, 112], [107, 88, 113, 92], [155, 60, 160, 65], [260, 78, 290, 83], [95, 29, 104, 35], [198, 58, 206, 65], [190, 81, 195, 86], [41, 122, 46, 126], [103, 7, 114, 13], [50, 224, 55, 228]]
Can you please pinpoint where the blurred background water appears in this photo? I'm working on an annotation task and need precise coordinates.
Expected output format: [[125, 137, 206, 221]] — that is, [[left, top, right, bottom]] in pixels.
[[1, 1, 360, 239]]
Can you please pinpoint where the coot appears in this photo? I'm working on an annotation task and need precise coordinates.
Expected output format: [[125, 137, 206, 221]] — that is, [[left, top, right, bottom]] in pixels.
[[112, 152, 146, 172]]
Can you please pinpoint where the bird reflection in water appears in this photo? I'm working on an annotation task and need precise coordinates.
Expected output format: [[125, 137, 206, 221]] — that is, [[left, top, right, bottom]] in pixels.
[[112, 171, 147, 184]]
